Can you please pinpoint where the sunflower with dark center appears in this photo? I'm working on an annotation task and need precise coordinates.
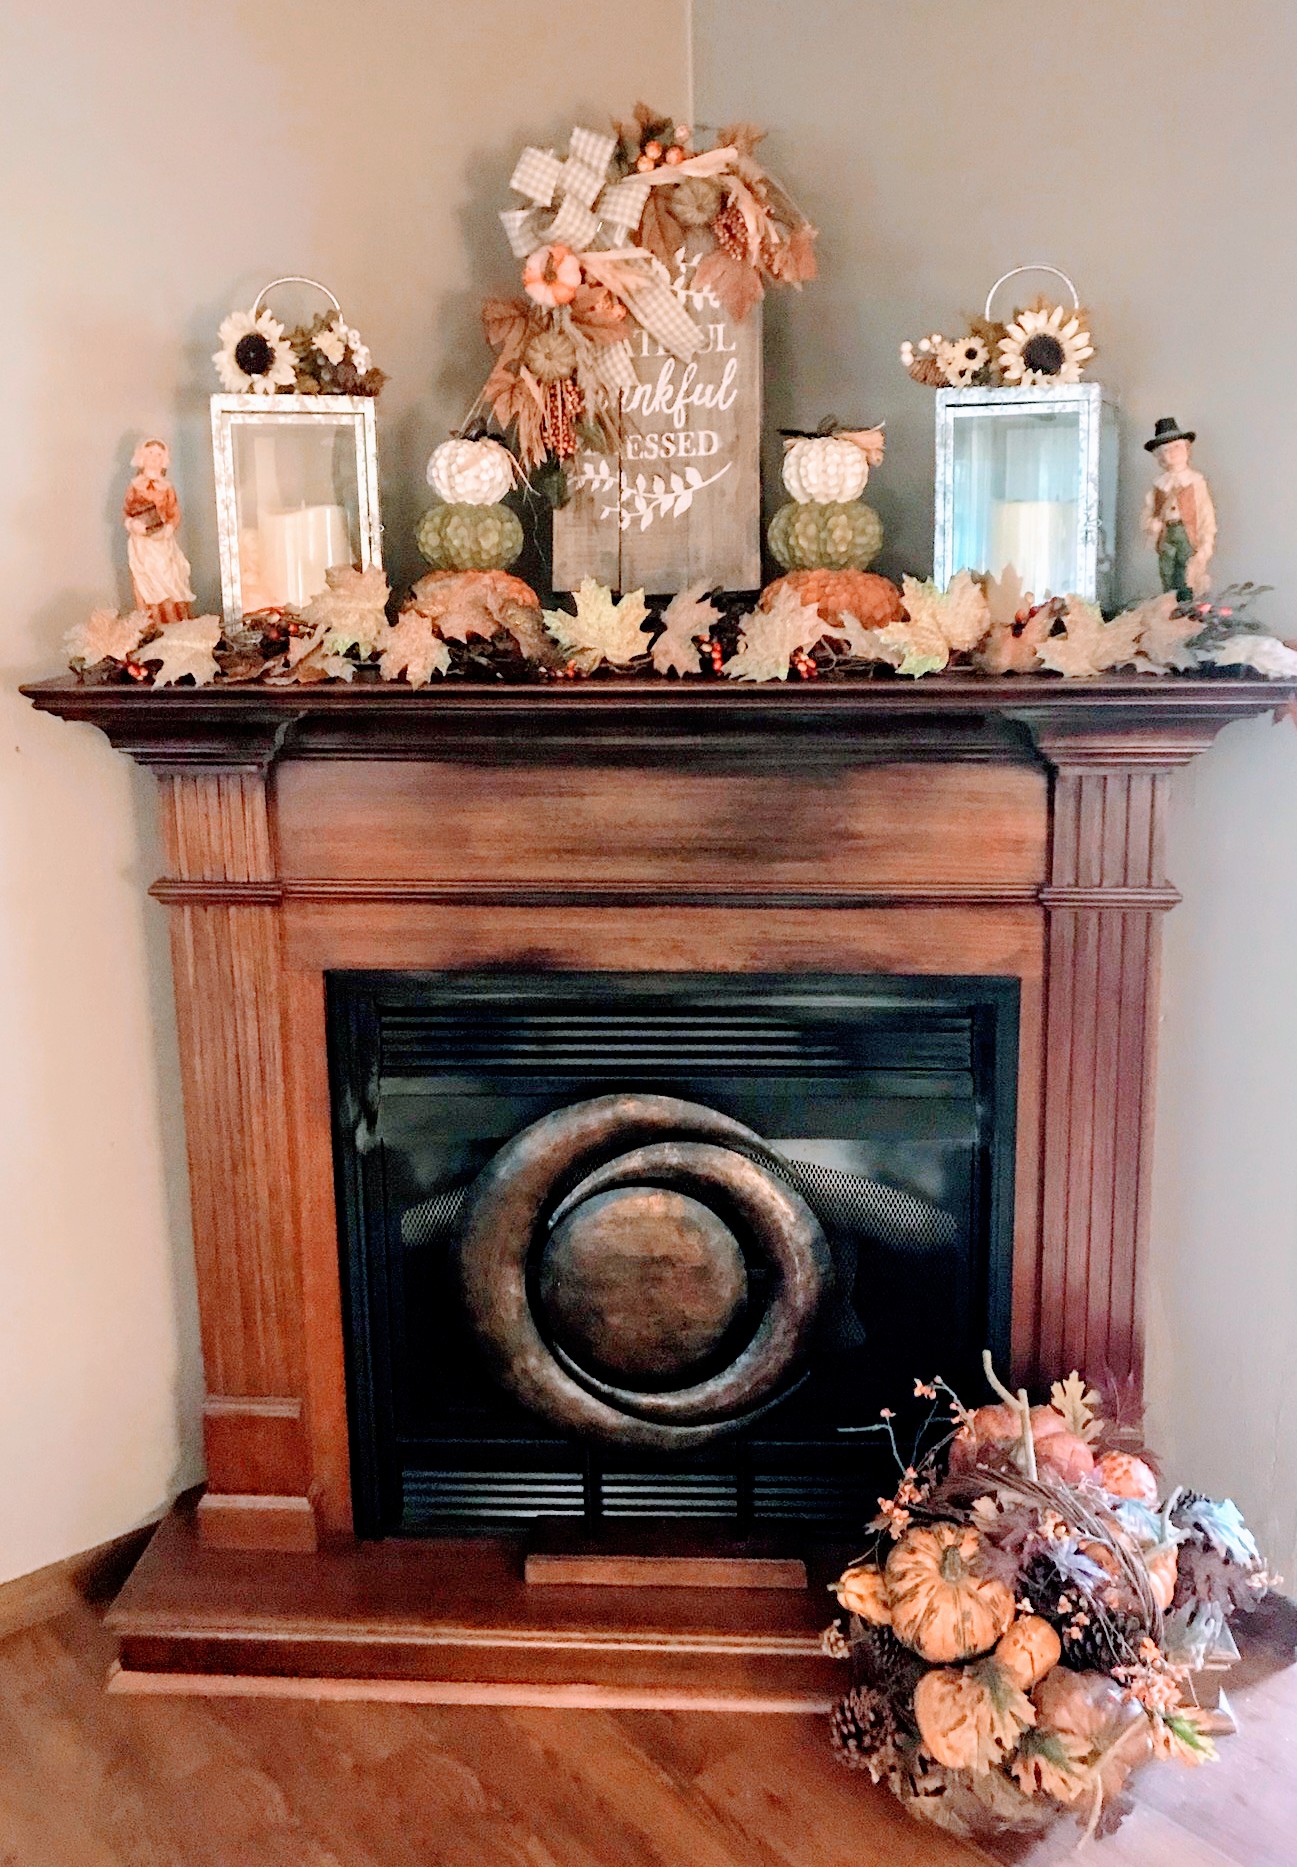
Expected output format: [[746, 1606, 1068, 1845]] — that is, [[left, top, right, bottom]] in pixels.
[[998, 302, 1094, 387], [213, 307, 297, 394]]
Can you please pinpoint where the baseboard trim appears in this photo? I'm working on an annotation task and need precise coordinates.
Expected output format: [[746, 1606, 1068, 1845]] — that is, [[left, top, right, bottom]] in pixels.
[[105, 1662, 832, 1712], [0, 1524, 158, 1644]]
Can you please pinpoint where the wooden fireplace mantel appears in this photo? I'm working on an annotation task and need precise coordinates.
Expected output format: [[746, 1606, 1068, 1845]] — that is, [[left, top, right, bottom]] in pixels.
[[22, 672, 1292, 1701]]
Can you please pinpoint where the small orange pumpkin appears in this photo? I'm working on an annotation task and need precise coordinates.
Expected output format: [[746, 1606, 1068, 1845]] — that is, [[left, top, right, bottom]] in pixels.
[[995, 1614, 1062, 1691], [885, 1523, 1015, 1662], [1144, 1541, 1179, 1612], [522, 243, 582, 308], [1096, 1451, 1159, 1505], [759, 568, 903, 631], [832, 1562, 891, 1626]]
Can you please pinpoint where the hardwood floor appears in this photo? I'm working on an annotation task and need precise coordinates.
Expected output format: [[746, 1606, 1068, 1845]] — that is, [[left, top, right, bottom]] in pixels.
[[0, 1597, 1294, 1867]]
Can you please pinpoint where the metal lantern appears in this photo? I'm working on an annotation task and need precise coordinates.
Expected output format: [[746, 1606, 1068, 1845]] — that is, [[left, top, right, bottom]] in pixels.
[[934, 269, 1118, 606], [210, 280, 382, 623]]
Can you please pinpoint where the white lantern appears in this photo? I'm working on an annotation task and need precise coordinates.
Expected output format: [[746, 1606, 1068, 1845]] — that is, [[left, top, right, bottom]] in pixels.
[[210, 278, 383, 622], [934, 383, 1118, 607], [933, 267, 1117, 606]]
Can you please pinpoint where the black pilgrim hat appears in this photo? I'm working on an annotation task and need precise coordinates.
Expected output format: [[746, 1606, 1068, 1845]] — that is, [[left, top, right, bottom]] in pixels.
[[1144, 416, 1196, 452]]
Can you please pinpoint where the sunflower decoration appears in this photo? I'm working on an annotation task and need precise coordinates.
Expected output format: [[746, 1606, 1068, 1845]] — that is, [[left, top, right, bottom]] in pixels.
[[997, 299, 1095, 386], [213, 308, 296, 395], [213, 282, 384, 398], [938, 332, 992, 388]]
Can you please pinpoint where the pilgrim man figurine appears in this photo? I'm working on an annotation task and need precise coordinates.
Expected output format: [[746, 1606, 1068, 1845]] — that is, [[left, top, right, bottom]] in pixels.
[[123, 437, 195, 624], [1141, 416, 1217, 601]]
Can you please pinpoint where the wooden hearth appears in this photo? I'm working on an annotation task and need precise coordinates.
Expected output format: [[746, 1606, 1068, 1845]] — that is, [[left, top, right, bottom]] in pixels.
[[24, 674, 1290, 1704]]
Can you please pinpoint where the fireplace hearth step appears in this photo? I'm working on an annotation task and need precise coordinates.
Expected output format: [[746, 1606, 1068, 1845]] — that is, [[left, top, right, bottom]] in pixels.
[[523, 1521, 809, 1590], [106, 1504, 842, 1709]]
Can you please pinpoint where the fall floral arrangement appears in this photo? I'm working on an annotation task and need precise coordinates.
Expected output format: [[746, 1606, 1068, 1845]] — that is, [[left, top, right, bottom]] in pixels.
[[469, 106, 815, 493], [822, 1354, 1274, 1844], [902, 265, 1094, 391], [213, 278, 385, 398]]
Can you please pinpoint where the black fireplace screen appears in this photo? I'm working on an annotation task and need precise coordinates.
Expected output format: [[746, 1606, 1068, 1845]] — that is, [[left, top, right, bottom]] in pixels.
[[328, 972, 1017, 1537]]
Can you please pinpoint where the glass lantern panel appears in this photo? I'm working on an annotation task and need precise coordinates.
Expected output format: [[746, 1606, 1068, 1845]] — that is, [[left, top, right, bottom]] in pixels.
[[949, 404, 1083, 601], [231, 417, 360, 611]]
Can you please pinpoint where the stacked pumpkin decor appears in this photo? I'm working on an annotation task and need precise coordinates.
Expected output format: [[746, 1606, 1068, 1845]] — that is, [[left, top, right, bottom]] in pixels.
[[763, 423, 904, 640], [417, 435, 528, 575], [824, 1354, 1274, 1845]]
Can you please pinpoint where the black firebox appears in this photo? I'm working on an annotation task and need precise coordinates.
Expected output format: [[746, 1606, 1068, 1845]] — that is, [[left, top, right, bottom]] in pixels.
[[328, 972, 1017, 1538]]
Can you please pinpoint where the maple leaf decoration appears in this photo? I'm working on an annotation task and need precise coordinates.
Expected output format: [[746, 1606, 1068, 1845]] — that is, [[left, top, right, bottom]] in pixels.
[[134, 615, 222, 687], [379, 613, 451, 688], [544, 579, 652, 670], [302, 564, 391, 659], [1037, 597, 1142, 677], [651, 581, 720, 677], [65, 608, 148, 668], [1125, 592, 1203, 672], [883, 571, 991, 676], [974, 567, 1057, 675], [723, 584, 823, 682], [822, 610, 901, 665], [1049, 1371, 1103, 1443]]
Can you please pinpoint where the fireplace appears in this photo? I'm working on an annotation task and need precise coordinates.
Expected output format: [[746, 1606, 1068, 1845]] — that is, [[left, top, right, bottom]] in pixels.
[[22, 673, 1286, 1703], [329, 970, 1019, 1536]]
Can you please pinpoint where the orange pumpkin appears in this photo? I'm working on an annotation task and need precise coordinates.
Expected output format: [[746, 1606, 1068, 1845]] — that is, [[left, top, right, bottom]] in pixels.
[[1144, 1541, 1179, 1612], [832, 1562, 891, 1626], [948, 1402, 1023, 1472], [995, 1615, 1062, 1692], [1096, 1452, 1159, 1505], [1032, 1667, 1152, 1800], [914, 1661, 1035, 1771], [759, 568, 903, 631], [522, 243, 582, 308], [885, 1524, 1015, 1662]]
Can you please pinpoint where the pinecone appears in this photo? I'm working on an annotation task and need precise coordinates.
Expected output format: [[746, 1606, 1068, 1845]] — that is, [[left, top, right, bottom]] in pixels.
[[852, 1624, 928, 1731], [712, 197, 750, 262], [829, 1687, 900, 1776], [1021, 1554, 1145, 1672]]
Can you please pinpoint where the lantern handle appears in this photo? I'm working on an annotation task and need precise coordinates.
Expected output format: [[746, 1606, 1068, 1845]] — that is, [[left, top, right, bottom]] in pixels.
[[252, 276, 343, 319], [984, 264, 1080, 322]]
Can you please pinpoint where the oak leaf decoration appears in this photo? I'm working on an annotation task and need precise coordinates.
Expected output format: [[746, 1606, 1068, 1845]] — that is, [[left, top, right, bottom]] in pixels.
[[1049, 1371, 1103, 1444], [379, 613, 451, 688], [723, 583, 823, 682], [1037, 597, 1142, 677], [65, 607, 148, 668], [134, 615, 222, 687], [544, 578, 651, 669], [651, 580, 720, 677]]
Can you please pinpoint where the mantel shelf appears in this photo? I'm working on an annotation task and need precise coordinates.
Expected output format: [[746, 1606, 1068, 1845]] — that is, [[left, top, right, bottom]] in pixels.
[[21, 672, 1295, 768]]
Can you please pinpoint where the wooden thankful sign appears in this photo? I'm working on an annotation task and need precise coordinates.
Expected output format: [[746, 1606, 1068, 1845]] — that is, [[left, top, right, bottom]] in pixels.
[[553, 250, 761, 595]]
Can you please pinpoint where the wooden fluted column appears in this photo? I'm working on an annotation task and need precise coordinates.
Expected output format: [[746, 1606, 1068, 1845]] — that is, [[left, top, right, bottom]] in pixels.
[[155, 759, 316, 1551], [1024, 719, 1222, 1390]]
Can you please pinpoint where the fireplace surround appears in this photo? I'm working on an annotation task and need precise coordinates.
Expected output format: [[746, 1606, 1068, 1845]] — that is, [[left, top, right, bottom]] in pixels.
[[23, 672, 1291, 1704]]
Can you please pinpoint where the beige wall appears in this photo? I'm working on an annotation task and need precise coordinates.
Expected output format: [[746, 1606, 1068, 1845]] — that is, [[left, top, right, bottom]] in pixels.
[[697, 0, 1297, 1575], [0, 0, 689, 1583], [5, 0, 1295, 1588]]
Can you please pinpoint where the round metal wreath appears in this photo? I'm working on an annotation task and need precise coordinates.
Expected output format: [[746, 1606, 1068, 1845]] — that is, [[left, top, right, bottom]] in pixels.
[[455, 1094, 832, 1449]]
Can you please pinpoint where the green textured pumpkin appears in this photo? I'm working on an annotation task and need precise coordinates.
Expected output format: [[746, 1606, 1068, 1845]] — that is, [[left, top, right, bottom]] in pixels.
[[768, 499, 883, 572], [417, 502, 523, 571]]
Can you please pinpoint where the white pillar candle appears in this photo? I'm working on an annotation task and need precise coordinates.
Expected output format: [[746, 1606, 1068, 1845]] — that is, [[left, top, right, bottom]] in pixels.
[[258, 504, 351, 609]]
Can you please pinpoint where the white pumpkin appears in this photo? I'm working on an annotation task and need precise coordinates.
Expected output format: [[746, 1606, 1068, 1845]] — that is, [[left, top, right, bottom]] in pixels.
[[782, 432, 874, 505], [427, 436, 515, 507]]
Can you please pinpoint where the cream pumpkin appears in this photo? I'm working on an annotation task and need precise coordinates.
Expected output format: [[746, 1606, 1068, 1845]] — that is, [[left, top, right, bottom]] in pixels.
[[885, 1523, 1015, 1662], [995, 1615, 1062, 1692], [781, 432, 874, 505], [832, 1562, 891, 1625], [427, 436, 516, 507]]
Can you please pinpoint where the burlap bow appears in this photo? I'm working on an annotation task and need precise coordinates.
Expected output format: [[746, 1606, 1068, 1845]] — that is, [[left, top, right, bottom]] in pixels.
[[500, 125, 704, 360]]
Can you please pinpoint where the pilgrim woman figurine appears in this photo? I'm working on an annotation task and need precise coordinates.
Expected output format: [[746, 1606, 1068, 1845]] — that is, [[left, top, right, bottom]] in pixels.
[[123, 437, 195, 624], [1141, 416, 1217, 601]]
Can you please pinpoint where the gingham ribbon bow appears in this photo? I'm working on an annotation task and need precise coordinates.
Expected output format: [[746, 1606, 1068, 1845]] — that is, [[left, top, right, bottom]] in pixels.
[[501, 126, 703, 360]]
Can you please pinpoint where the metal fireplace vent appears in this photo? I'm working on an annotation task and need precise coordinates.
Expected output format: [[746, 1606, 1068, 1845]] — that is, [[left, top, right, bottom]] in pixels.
[[328, 972, 1018, 1537]]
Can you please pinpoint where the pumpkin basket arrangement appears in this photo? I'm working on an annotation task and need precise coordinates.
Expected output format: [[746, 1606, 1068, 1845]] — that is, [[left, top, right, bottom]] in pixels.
[[824, 1354, 1276, 1845]]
